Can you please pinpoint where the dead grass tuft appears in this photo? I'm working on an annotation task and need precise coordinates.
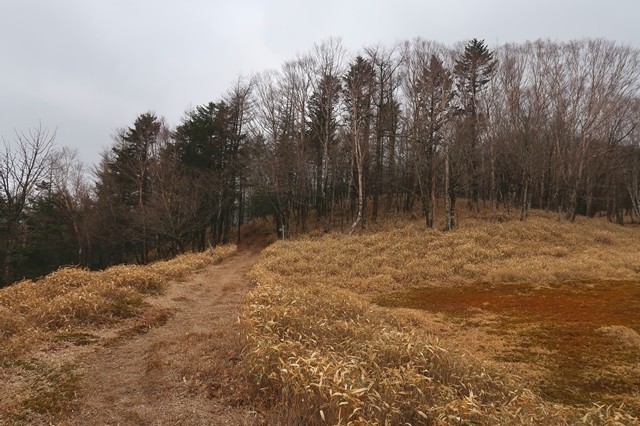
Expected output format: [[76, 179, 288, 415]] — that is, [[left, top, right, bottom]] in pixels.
[[597, 325, 640, 349], [0, 305, 23, 339], [42, 283, 145, 329]]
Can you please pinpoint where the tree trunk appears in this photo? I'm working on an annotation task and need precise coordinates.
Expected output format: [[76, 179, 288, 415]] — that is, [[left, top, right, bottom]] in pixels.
[[350, 137, 366, 234], [567, 161, 584, 222], [520, 171, 530, 221], [490, 141, 497, 213], [444, 141, 453, 231]]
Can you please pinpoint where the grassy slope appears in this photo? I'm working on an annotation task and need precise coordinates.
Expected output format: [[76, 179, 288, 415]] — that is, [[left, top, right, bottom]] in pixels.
[[0, 245, 236, 424], [243, 211, 640, 425]]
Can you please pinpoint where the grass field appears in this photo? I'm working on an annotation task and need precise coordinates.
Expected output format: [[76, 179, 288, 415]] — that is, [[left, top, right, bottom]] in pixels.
[[243, 210, 640, 424]]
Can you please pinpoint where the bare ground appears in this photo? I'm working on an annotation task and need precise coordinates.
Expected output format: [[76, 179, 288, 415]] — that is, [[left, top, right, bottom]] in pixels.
[[66, 250, 262, 425]]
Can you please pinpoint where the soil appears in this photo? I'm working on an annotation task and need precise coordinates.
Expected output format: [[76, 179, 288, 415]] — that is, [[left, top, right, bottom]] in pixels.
[[66, 249, 263, 425]]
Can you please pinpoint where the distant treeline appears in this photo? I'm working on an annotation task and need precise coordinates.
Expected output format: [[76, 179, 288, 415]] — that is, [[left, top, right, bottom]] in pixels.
[[2, 37, 640, 286]]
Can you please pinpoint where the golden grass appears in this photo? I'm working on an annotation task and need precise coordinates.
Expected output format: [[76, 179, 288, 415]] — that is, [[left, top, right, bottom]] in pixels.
[[257, 210, 640, 294], [0, 246, 237, 344], [243, 212, 639, 424], [148, 244, 237, 280], [597, 325, 640, 349], [0, 245, 236, 424]]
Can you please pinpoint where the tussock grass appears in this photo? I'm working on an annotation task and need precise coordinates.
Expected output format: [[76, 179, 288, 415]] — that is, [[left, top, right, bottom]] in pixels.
[[597, 325, 640, 349], [257, 211, 640, 294], [0, 245, 236, 423], [0, 246, 237, 346], [148, 244, 236, 280], [243, 212, 639, 424]]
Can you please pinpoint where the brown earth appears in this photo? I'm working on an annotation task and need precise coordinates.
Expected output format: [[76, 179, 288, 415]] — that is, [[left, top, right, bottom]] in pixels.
[[66, 249, 263, 425]]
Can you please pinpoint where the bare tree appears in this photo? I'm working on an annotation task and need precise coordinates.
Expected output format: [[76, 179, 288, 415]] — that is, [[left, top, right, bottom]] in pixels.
[[365, 43, 401, 222], [282, 56, 315, 232], [416, 54, 454, 228], [0, 125, 55, 284], [344, 56, 375, 233], [617, 96, 640, 220], [310, 37, 346, 232], [146, 126, 209, 256], [553, 40, 640, 220], [399, 39, 430, 217], [49, 147, 91, 264], [225, 78, 254, 244]]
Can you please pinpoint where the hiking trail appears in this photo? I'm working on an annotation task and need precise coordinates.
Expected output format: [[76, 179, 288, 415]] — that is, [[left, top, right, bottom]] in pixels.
[[67, 250, 261, 425]]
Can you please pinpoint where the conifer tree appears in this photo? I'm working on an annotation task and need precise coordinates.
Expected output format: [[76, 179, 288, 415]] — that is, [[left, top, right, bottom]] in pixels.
[[454, 39, 497, 212]]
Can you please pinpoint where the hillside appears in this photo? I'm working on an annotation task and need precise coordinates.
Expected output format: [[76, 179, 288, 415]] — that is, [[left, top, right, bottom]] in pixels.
[[243, 211, 640, 424]]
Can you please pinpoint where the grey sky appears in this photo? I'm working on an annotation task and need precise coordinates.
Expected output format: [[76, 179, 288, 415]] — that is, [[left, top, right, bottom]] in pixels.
[[1, 0, 638, 166]]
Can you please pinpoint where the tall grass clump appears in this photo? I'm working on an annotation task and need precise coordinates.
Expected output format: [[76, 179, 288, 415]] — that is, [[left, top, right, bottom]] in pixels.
[[148, 244, 237, 280], [243, 213, 638, 424]]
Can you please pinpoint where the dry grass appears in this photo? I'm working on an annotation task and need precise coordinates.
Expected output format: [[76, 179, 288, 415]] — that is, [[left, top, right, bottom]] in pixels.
[[243, 211, 640, 424], [597, 326, 640, 349], [0, 246, 237, 347], [0, 245, 237, 424], [255, 210, 640, 294]]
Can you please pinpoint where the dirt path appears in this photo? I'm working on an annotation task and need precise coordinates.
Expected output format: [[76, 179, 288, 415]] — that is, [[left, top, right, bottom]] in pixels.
[[67, 251, 261, 425]]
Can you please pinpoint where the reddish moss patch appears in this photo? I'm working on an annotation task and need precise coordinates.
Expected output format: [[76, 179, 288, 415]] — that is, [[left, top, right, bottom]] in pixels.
[[376, 281, 640, 325], [374, 281, 640, 414]]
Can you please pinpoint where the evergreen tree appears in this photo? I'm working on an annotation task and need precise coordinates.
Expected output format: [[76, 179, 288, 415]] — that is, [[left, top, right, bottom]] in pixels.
[[94, 113, 161, 264], [454, 39, 497, 212], [174, 100, 246, 247]]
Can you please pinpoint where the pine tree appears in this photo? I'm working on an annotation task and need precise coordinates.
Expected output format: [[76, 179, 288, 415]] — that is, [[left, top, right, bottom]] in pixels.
[[94, 113, 160, 264], [454, 39, 497, 212]]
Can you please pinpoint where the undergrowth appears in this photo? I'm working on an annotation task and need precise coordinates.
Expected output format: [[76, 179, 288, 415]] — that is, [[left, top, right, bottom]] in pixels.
[[243, 211, 640, 424]]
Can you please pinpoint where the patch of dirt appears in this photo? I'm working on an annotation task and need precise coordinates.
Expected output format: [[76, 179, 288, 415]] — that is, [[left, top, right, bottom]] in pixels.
[[66, 251, 262, 425]]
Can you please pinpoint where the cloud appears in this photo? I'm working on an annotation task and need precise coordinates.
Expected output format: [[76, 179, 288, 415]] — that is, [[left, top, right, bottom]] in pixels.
[[1, 0, 639, 166]]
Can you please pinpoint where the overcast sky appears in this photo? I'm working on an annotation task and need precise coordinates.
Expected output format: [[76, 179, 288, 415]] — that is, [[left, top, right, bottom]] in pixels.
[[1, 0, 639, 167]]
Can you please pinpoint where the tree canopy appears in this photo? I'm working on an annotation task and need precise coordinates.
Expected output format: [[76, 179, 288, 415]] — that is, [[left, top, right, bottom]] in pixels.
[[2, 37, 640, 286]]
